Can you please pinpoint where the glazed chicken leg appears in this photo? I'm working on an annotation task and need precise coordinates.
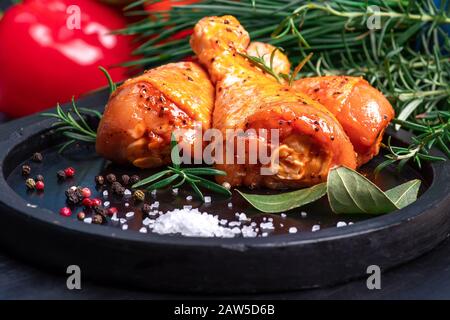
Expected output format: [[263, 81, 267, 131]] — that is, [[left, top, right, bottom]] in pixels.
[[190, 16, 357, 188], [96, 62, 214, 168], [247, 43, 395, 165]]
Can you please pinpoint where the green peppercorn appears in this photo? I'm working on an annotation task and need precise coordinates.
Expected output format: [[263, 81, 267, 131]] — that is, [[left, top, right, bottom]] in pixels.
[[133, 190, 146, 202], [25, 178, 36, 190]]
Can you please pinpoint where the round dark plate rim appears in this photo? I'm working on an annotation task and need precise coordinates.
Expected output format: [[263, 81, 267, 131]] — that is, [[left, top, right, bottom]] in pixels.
[[0, 109, 449, 249]]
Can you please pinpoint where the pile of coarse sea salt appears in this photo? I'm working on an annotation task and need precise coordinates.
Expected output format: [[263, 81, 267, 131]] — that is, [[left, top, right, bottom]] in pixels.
[[151, 208, 258, 238]]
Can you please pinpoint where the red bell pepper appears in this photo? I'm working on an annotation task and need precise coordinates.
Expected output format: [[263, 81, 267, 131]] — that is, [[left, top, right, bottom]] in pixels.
[[0, 0, 135, 117]]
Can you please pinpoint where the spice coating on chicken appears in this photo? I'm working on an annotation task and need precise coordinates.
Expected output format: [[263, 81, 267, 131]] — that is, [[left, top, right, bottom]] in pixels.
[[96, 62, 214, 168], [246, 43, 394, 166], [190, 16, 357, 188], [293, 76, 395, 165]]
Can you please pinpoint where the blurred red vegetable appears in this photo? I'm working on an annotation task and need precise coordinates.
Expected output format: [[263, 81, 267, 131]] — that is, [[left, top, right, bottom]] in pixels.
[[0, 0, 134, 118]]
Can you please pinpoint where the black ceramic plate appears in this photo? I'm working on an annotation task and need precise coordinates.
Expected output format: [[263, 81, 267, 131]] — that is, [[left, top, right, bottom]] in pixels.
[[0, 91, 449, 293]]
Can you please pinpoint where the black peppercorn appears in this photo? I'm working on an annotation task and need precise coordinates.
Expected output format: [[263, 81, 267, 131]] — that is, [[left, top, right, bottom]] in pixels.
[[92, 214, 103, 224], [130, 175, 140, 185], [106, 173, 117, 184], [121, 174, 130, 186], [57, 170, 66, 180], [95, 175, 105, 185], [111, 181, 125, 195], [65, 187, 82, 204], [35, 174, 44, 182], [93, 206, 108, 217], [22, 165, 31, 176], [31, 152, 43, 162]]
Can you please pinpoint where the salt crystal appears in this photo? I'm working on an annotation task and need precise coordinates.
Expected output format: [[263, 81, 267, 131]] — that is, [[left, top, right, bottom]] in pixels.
[[124, 202, 130, 207], [124, 189, 132, 197], [122, 224, 128, 230], [262, 232, 268, 237], [102, 190, 108, 198], [26, 203, 37, 208], [242, 225, 257, 238], [268, 217, 273, 222], [151, 190, 157, 197], [228, 221, 241, 227], [301, 211, 307, 218], [289, 227, 298, 234], [152, 208, 236, 238], [312, 224, 320, 232], [103, 201, 110, 208], [186, 195, 193, 201], [336, 221, 347, 228], [204, 196, 211, 203], [183, 205, 192, 210], [139, 227, 147, 233], [231, 227, 241, 234], [349, 222, 354, 225], [227, 202, 233, 208], [280, 213, 286, 218], [220, 219, 228, 226], [126, 211, 135, 219], [172, 188, 179, 195], [238, 213, 248, 221], [111, 213, 119, 222], [143, 217, 152, 226], [280, 223, 284, 227], [119, 218, 127, 224], [260, 222, 274, 230], [84, 217, 92, 224]]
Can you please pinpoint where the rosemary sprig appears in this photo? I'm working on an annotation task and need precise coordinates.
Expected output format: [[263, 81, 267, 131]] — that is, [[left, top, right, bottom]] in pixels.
[[41, 98, 101, 153], [239, 47, 285, 83], [376, 113, 450, 173], [132, 136, 232, 201], [98, 66, 117, 95]]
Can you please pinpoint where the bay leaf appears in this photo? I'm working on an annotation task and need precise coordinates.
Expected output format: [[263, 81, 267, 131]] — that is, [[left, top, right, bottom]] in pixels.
[[327, 166, 398, 214], [385, 179, 421, 209], [237, 182, 327, 213]]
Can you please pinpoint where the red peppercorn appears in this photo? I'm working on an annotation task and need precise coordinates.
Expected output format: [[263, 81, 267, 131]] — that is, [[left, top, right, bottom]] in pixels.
[[81, 187, 91, 198], [82, 198, 92, 207], [77, 211, 86, 220], [107, 207, 118, 216], [64, 167, 75, 177], [91, 198, 102, 207], [35, 180, 45, 191], [59, 207, 71, 217]]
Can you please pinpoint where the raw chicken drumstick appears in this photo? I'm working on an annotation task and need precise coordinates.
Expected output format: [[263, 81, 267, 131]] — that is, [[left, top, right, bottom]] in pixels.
[[247, 43, 395, 166], [96, 62, 214, 168], [190, 16, 357, 189]]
